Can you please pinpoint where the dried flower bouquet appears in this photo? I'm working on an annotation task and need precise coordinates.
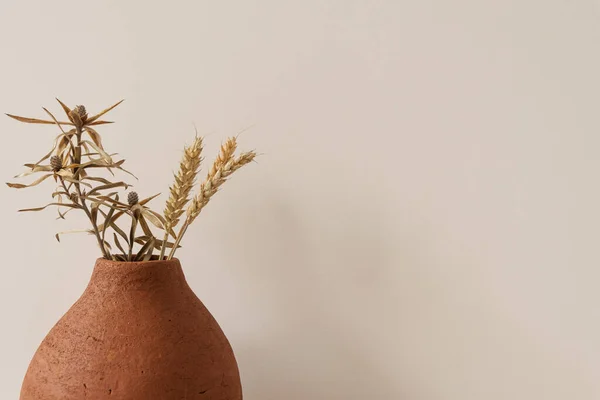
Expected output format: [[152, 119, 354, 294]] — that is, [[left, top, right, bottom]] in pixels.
[[6, 100, 256, 261]]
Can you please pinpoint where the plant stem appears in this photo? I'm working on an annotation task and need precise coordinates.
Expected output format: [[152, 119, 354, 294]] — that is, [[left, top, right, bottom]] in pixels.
[[72, 125, 110, 259], [168, 220, 189, 260], [59, 177, 109, 258], [128, 210, 139, 261], [159, 230, 169, 260]]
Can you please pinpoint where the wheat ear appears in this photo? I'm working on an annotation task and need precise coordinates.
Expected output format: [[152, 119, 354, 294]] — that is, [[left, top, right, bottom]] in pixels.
[[167, 141, 255, 259], [159, 136, 203, 259], [186, 151, 255, 223]]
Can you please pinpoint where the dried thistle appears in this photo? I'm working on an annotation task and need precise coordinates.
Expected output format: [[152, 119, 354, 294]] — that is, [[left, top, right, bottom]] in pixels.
[[50, 156, 62, 172], [127, 191, 139, 206], [71, 105, 88, 126]]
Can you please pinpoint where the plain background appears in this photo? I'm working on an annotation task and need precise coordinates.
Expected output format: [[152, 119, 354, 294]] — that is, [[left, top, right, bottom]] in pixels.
[[1, 0, 599, 399]]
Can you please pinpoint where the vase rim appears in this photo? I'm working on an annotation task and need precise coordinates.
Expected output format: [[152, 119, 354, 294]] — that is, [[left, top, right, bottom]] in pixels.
[[94, 257, 181, 267]]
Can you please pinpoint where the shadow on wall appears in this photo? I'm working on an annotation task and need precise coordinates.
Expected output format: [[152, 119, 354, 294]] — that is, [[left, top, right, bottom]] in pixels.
[[219, 187, 431, 400]]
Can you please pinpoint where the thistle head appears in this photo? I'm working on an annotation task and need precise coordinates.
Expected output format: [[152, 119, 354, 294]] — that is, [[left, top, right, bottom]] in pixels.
[[127, 191, 139, 206], [73, 105, 87, 121], [50, 155, 62, 172]]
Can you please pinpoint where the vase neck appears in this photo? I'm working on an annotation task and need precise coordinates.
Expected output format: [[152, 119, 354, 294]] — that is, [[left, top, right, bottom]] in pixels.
[[86, 258, 187, 294]]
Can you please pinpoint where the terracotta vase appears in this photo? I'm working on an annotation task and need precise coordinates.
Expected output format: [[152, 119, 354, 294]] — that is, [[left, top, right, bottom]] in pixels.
[[20, 258, 242, 400]]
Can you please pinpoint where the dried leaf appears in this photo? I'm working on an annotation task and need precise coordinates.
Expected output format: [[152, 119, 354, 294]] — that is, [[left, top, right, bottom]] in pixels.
[[85, 127, 104, 150], [86, 100, 124, 124], [7, 173, 53, 189], [52, 190, 69, 198], [93, 195, 130, 208], [113, 233, 126, 255], [42, 107, 67, 134], [55, 98, 74, 123], [138, 214, 153, 237], [117, 165, 138, 180], [55, 207, 76, 220], [135, 237, 155, 261], [6, 113, 73, 125], [96, 194, 158, 232], [56, 130, 76, 160], [30, 132, 71, 167], [142, 246, 154, 261], [140, 193, 161, 205], [81, 176, 113, 185], [101, 196, 117, 244], [18, 203, 78, 212], [135, 236, 179, 249], [143, 209, 165, 230], [61, 176, 92, 188], [87, 182, 130, 196], [81, 140, 112, 163], [55, 229, 94, 242], [14, 165, 53, 178], [111, 219, 129, 245], [90, 203, 99, 225], [65, 160, 115, 169], [88, 120, 114, 126]]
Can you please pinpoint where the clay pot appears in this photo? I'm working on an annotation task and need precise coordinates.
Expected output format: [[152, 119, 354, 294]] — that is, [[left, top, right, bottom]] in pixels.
[[20, 258, 242, 400]]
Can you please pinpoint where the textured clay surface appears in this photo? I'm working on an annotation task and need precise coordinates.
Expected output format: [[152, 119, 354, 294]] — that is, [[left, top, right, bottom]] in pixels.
[[20, 258, 242, 400]]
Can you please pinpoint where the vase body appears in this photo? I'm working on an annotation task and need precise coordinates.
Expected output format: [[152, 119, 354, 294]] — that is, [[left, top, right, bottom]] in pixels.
[[20, 258, 242, 400]]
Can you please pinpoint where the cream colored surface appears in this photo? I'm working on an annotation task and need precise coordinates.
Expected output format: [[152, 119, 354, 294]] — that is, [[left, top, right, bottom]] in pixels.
[[1, 1, 599, 399]]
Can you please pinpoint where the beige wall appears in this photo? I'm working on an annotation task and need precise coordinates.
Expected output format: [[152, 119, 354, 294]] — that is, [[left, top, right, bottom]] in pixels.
[[1, 0, 600, 398]]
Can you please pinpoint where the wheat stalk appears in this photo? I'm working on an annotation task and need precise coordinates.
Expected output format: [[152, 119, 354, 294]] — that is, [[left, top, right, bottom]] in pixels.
[[159, 136, 203, 259], [167, 144, 256, 259]]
